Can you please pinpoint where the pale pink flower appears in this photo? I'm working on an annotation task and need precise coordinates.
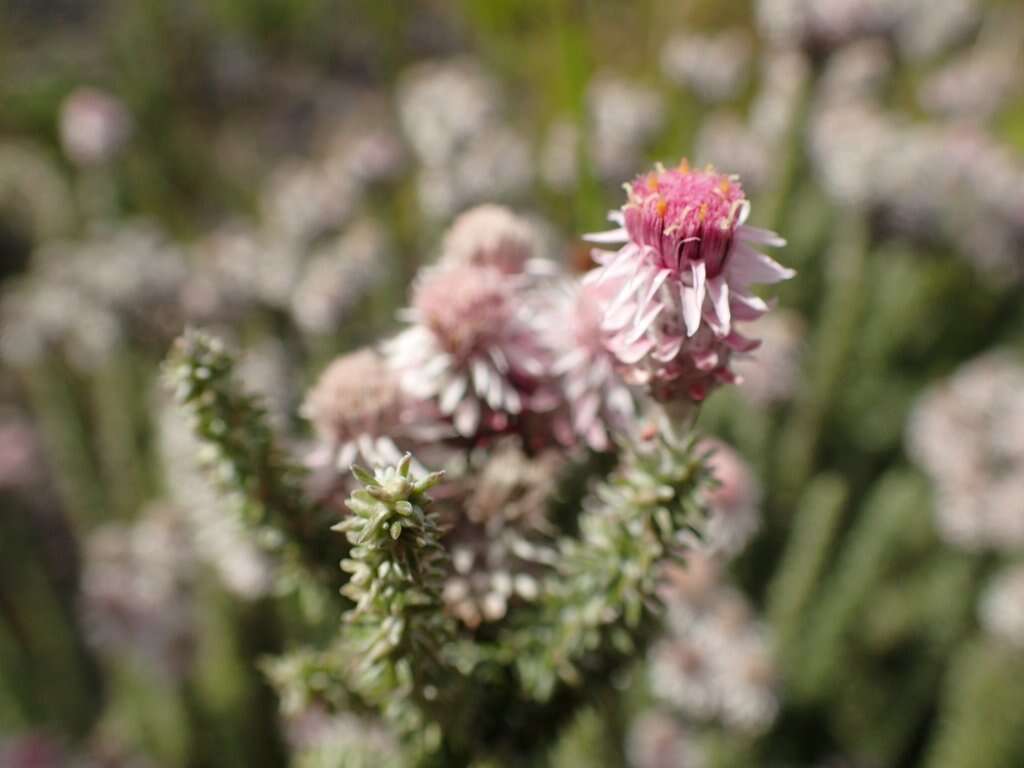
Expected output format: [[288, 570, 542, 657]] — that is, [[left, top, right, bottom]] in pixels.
[[548, 280, 635, 451], [584, 161, 793, 402], [0, 417, 41, 490], [627, 712, 707, 768], [386, 265, 555, 439], [700, 439, 762, 558], [731, 309, 805, 406], [906, 352, 1024, 551], [79, 506, 194, 679], [303, 347, 435, 471], [979, 564, 1024, 648], [440, 204, 542, 275], [651, 552, 779, 733], [59, 86, 132, 167]]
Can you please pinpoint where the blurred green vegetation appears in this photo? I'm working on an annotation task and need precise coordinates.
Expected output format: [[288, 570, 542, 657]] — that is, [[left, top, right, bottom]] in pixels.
[[2, 0, 1024, 766]]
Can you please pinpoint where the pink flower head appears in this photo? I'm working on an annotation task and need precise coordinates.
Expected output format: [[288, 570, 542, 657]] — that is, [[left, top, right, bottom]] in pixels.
[[584, 160, 794, 402], [59, 87, 132, 167], [387, 265, 555, 438], [549, 280, 635, 451], [440, 204, 541, 275], [699, 438, 762, 557], [303, 348, 429, 471]]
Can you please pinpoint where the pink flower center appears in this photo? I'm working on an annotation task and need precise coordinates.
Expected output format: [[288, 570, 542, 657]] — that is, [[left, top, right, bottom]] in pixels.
[[623, 161, 747, 278], [414, 266, 512, 359]]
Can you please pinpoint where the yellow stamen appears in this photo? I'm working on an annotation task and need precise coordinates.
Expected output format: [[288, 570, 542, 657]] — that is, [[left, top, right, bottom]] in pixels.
[[656, 198, 668, 217], [699, 203, 708, 221], [677, 158, 690, 173]]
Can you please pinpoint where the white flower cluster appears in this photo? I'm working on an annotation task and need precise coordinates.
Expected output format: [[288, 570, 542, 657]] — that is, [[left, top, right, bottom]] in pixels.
[[650, 555, 779, 734], [627, 711, 707, 768], [285, 705, 400, 768], [659, 30, 751, 103], [809, 97, 1024, 282], [79, 506, 195, 679], [587, 75, 666, 183], [0, 221, 187, 370], [397, 59, 532, 220], [756, 0, 977, 58], [979, 564, 1024, 648], [907, 352, 1024, 552]]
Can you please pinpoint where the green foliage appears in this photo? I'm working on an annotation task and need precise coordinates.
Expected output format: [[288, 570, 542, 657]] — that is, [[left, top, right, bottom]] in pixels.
[[164, 328, 340, 590], [925, 639, 1024, 768], [332, 458, 456, 752], [508, 426, 711, 701], [6, 2, 1024, 765]]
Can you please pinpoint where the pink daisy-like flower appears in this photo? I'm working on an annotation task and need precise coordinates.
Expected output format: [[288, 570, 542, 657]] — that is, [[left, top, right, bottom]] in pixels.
[[387, 265, 555, 439], [548, 280, 635, 451], [584, 160, 793, 401]]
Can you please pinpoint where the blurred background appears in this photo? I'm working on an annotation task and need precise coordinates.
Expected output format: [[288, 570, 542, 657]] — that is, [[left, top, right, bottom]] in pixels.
[[1, 0, 1023, 766]]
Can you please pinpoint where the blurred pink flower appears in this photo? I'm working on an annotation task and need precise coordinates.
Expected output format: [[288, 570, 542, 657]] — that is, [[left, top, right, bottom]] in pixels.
[[652, 551, 779, 732], [700, 438, 762, 557], [303, 347, 436, 471], [440, 204, 542, 275], [0, 418, 41, 490], [584, 161, 792, 402], [387, 265, 556, 438], [980, 564, 1024, 648], [548, 280, 635, 451], [58, 87, 132, 167]]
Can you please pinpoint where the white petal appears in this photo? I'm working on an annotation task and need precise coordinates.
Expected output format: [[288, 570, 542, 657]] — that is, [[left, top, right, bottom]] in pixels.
[[691, 259, 707, 306], [575, 391, 601, 429], [707, 277, 731, 334], [607, 268, 648, 318], [489, 346, 509, 373], [613, 335, 654, 364], [602, 300, 635, 332], [439, 375, 467, 414], [729, 244, 796, 285], [735, 199, 751, 226], [454, 398, 481, 436], [625, 302, 664, 344], [681, 284, 702, 337], [639, 268, 671, 313], [471, 358, 491, 397], [730, 290, 769, 316], [739, 225, 786, 248], [486, 375, 505, 409], [423, 350, 453, 378], [504, 387, 522, 414], [337, 442, 357, 469], [582, 227, 629, 244]]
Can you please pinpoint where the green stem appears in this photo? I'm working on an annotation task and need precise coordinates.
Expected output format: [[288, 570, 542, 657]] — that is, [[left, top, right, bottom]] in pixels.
[[774, 210, 869, 508]]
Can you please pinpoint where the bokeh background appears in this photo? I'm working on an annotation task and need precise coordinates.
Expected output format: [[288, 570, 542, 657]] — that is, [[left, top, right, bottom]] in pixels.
[[2, 1, 1023, 766]]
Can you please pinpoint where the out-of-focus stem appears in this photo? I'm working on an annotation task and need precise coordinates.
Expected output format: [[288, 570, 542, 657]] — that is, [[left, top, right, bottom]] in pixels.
[[767, 472, 847, 657], [90, 348, 147, 520], [792, 470, 927, 701], [21, 358, 107, 524], [775, 210, 868, 507]]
